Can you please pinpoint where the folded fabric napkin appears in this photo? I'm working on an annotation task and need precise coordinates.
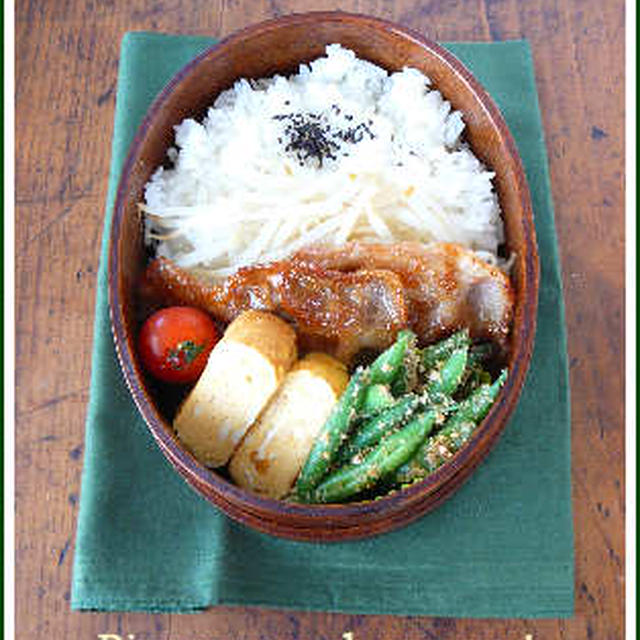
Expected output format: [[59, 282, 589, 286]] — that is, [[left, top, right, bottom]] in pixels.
[[71, 33, 573, 617]]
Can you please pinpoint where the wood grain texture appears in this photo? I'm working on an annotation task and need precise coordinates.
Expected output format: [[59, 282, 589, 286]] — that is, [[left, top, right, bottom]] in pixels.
[[15, 0, 624, 639]]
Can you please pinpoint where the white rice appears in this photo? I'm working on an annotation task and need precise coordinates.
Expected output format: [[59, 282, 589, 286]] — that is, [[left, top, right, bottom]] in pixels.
[[143, 44, 504, 278]]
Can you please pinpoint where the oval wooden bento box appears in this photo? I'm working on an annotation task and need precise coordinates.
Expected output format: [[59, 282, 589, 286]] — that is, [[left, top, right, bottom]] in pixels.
[[108, 12, 539, 541]]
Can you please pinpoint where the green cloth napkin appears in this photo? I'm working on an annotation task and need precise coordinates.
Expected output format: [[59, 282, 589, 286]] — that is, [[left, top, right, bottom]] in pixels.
[[71, 33, 573, 617]]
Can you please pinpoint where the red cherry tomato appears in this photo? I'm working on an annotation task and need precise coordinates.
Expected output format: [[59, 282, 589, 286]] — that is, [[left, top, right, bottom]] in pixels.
[[138, 307, 219, 384]]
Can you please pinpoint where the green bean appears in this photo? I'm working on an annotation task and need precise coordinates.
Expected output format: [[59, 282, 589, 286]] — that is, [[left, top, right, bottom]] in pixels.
[[395, 369, 507, 484], [450, 368, 507, 424], [424, 346, 468, 396], [394, 421, 476, 484], [294, 330, 415, 498], [294, 368, 368, 498], [309, 411, 437, 503], [422, 329, 470, 372], [361, 384, 395, 415], [389, 338, 421, 396], [338, 346, 468, 469], [368, 329, 416, 385], [337, 393, 422, 464]]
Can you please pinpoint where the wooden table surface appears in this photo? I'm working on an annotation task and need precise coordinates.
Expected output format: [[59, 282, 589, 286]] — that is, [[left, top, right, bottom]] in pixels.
[[15, 1, 625, 638]]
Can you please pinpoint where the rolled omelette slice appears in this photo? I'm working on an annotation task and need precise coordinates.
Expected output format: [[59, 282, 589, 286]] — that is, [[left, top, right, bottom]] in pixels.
[[174, 310, 298, 468], [229, 352, 349, 499]]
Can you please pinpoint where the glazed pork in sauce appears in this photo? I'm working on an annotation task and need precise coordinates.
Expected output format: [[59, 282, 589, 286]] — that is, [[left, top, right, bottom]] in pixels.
[[142, 241, 514, 363], [142, 257, 408, 362], [294, 242, 514, 350]]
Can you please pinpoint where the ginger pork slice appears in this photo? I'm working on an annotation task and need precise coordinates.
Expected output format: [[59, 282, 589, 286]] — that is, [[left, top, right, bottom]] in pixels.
[[174, 310, 297, 468], [229, 352, 349, 499]]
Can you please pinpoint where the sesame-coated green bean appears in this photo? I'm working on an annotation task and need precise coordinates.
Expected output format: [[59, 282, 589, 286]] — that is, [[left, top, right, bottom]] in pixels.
[[337, 393, 423, 465], [394, 369, 507, 484], [424, 346, 468, 396], [294, 367, 369, 498], [310, 411, 436, 503], [361, 384, 395, 415], [294, 330, 416, 498], [422, 329, 470, 371], [368, 329, 416, 385], [389, 338, 421, 396]]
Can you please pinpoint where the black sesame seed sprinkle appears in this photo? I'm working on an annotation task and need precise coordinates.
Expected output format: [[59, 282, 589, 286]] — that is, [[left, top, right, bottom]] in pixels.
[[273, 109, 375, 167]]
